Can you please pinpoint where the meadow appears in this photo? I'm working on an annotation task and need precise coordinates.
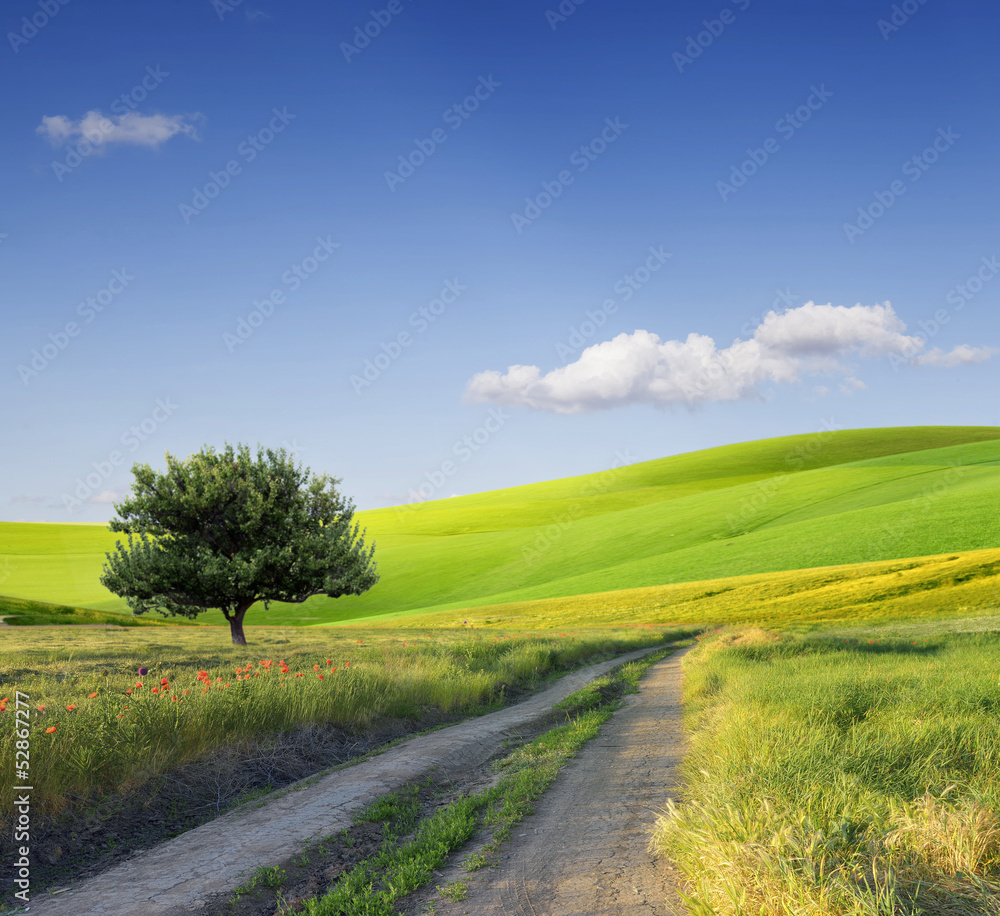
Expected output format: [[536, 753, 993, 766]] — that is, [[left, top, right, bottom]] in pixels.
[[0, 593, 178, 627], [2, 426, 1000, 624], [655, 628, 1000, 915], [4, 425, 1000, 913], [0, 623, 683, 825]]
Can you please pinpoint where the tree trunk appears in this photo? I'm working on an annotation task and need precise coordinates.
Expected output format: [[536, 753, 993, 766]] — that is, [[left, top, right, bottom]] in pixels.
[[226, 603, 251, 646]]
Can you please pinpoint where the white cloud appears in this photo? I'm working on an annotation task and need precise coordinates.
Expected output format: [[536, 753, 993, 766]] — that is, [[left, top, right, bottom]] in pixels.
[[840, 376, 867, 395], [912, 344, 996, 368], [8, 494, 47, 505], [88, 489, 120, 505], [464, 301, 994, 414], [753, 301, 921, 357], [37, 110, 201, 150]]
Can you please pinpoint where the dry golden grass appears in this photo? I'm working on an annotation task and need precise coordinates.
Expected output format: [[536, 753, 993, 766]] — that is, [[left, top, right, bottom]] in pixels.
[[653, 629, 1000, 915], [392, 547, 1000, 632], [886, 791, 1000, 880]]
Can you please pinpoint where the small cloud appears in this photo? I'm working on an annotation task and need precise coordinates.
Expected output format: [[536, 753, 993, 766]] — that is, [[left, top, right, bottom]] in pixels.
[[814, 386, 831, 397], [465, 301, 992, 414], [88, 489, 120, 505], [912, 344, 996, 368], [37, 111, 202, 150], [9, 494, 47, 505]]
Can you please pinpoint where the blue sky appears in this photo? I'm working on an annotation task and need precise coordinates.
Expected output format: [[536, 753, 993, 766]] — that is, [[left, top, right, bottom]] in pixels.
[[2, 0, 998, 522]]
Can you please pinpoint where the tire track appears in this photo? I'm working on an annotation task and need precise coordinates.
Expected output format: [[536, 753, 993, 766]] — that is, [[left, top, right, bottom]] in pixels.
[[422, 648, 690, 916], [26, 644, 674, 916]]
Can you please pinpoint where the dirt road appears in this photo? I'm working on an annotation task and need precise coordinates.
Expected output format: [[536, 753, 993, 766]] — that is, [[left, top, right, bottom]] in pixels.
[[411, 648, 689, 916], [25, 644, 686, 916]]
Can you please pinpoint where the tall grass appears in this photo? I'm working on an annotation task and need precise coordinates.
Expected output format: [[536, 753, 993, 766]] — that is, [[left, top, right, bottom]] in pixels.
[[0, 624, 684, 824], [653, 628, 1000, 914]]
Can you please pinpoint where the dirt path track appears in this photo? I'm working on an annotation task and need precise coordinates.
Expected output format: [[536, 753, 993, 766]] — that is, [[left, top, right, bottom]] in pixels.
[[415, 649, 689, 916], [28, 645, 683, 916]]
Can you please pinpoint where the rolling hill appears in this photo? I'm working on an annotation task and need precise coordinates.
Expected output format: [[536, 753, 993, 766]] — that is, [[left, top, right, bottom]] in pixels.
[[2, 425, 999, 624]]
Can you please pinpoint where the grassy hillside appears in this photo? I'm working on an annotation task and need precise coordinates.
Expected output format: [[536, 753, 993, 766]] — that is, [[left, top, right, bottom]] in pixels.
[[0, 594, 179, 627], [391, 547, 1000, 630], [2, 425, 999, 624]]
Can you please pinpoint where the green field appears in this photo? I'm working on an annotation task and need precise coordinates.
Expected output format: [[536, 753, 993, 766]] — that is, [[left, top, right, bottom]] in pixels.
[[5, 425, 1000, 913], [0, 624, 682, 821], [0, 594, 181, 628], [657, 627, 1000, 915], [2, 425, 999, 626]]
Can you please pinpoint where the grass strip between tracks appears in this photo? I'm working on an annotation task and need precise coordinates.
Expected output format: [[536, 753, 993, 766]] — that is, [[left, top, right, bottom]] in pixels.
[[294, 643, 682, 916]]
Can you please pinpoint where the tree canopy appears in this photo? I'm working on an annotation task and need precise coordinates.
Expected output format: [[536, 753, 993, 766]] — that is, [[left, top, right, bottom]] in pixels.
[[100, 444, 378, 644]]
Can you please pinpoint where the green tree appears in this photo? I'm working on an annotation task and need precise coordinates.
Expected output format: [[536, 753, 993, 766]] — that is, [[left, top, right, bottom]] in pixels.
[[100, 444, 378, 645]]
